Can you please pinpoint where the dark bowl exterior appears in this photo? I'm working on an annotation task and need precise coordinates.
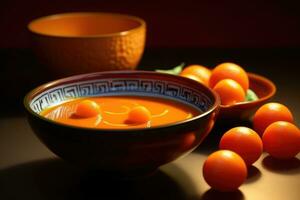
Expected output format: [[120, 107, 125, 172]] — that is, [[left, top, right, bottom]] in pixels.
[[24, 71, 219, 173], [26, 108, 217, 172]]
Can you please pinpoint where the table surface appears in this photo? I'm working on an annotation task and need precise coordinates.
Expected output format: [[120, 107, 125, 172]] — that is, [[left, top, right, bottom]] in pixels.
[[1, 48, 300, 200]]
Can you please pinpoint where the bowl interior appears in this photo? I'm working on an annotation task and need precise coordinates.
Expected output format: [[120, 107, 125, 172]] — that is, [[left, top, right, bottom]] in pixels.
[[27, 71, 218, 124], [248, 73, 275, 100], [28, 12, 144, 37]]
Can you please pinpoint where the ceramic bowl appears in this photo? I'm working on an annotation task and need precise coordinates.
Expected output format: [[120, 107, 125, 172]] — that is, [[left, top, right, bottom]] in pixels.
[[24, 71, 219, 175], [28, 12, 146, 77], [218, 72, 276, 122]]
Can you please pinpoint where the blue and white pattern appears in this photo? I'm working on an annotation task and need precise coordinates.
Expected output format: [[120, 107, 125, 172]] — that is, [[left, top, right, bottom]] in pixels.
[[30, 78, 213, 114]]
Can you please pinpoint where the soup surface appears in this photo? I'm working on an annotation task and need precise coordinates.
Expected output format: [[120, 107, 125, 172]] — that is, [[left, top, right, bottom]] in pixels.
[[41, 96, 200, 129]]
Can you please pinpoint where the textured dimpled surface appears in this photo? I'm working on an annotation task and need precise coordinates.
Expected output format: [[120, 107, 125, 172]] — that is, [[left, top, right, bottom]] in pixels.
[[33, 27, 146, 75]]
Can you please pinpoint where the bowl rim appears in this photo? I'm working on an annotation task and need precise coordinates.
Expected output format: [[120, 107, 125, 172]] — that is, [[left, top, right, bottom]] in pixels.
[[27, 12, 146, 38], [24, 70, 220, 133], [220, 72, 276, 108]]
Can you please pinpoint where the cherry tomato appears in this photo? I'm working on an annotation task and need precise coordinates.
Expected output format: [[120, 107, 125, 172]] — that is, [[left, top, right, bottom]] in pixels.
[[219, 127, 263, 165], [127, 106, 151, 124], [203, 150, 247, 191], [213, 79, 245, 105], [209, 62, 249, 91], [253, 102, 294, 135], [180, 65, 211, 86], [181, 73, 204, 84], [75, 100, 101, 118], [262, 121, 300, 159]]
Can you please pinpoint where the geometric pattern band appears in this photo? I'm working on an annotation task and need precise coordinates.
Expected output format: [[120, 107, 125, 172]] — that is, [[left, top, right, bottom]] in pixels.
[[30, 78, 213, 113]]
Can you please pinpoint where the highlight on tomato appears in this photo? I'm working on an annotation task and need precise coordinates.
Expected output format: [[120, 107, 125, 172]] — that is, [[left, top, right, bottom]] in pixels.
[[253, 102, 294, 135], [203, 150, 247, 191], [219, 127, 263, 165], [262, 121, 300, 159], [209, 62, 249, 92]]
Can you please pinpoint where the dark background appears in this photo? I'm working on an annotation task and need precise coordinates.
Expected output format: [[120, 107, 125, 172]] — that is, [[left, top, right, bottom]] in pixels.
[[1, 1, 300, 112], [1, 2, 300, 199], [1, 0, 300, 48]]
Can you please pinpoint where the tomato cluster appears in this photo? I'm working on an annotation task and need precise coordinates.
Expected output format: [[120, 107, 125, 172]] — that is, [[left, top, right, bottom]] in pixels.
[[203, 127, 262, 192], [157, 63, 299, 192], [179, 63, 300, 191], [179, 63, 249, 105], [253, 103, 300, 159], [203, 102, 300, 192]]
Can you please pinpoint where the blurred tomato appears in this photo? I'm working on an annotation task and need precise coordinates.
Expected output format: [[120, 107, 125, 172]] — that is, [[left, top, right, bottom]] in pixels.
[[181, 73, 204, 84], [180, 65, 211, 86]]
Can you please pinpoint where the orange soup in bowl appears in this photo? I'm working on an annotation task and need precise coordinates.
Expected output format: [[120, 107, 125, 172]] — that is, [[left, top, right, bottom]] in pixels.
[[24, 71, 219, 173], [41, 96, 200, 129]]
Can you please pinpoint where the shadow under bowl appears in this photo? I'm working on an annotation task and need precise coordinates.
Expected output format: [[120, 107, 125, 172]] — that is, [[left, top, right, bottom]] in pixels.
[[24, 71, 219, 176], [218, 72, 276, 122]]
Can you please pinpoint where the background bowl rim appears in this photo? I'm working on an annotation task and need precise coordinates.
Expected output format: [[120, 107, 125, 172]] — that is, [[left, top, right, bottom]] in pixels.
[[27, 12, 146, 39], [24, 70, 220, 133]]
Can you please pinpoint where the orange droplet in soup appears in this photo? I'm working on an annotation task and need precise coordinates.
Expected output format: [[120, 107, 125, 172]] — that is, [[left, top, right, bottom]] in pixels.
[[126, 106, 151, 124], [41, 96, 200, 129], [75, 100, 101, 118]]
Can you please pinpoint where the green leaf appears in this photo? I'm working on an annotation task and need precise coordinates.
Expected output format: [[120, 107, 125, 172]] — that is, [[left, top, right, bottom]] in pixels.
[[246, 89, 259, 101], [155, 63, 185, 75]]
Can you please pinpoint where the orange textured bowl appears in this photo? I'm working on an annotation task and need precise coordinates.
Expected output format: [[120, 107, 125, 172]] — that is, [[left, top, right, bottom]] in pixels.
[[219, 72, 276, 121], [28, 12, 146, 76]]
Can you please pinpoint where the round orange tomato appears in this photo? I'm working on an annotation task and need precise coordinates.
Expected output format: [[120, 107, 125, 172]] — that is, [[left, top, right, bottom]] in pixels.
[[203, 150, 247, 191], [253, 102, 294, 135], [127, 106, 151, 124], [180, 65, 211, 86], [219, 127, 263, 165], [209, 62, 249, 91], [181, 73, 204, 84], [75, 100, 101, 118], [213, 79, 245, 105], [262, 121, 300, 159]]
